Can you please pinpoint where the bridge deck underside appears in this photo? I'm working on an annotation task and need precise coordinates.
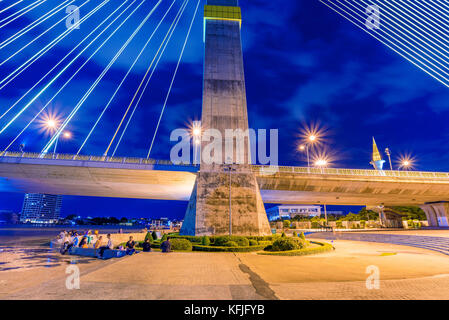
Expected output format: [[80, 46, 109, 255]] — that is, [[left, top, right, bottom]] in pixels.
[[1, 159, 449, 206]]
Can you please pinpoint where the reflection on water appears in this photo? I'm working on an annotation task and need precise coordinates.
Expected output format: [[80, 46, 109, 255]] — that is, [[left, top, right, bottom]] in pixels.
[[0, 246, 97, 272]]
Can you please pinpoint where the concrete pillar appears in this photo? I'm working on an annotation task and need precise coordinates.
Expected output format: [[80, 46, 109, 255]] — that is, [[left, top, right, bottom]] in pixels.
[[180, 0, 271, 236], [432, 202, 449, 227], [420, 204, 439, 227]]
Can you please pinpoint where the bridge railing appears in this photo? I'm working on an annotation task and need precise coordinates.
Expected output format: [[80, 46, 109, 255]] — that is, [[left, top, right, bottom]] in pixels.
[[0, 151, 198, 167], [254, 164, 449, 180], [1, 151, 449, 179]]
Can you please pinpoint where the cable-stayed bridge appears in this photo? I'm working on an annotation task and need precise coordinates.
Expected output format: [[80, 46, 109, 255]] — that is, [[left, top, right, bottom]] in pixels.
[[1, 1, 449, 234]]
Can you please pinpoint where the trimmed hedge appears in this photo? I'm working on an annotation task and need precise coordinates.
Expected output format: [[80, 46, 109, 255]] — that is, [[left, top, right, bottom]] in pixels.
[[258, 241, 334, 256], [170, 238, 193, 251], [193, 244, 267, 252], [249, 239, 258, 246], [272, 238, 305, 251], [169, 235, 203, 243]]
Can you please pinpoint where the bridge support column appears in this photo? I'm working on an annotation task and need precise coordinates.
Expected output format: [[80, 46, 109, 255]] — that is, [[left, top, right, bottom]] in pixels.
[[179, 0, 270, 236], [421, 202, 449, 227]]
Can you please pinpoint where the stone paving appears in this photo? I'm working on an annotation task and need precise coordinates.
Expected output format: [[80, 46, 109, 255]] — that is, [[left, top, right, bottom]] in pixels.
[[2, 231, 449, 300], [308, 230, 449, 255]]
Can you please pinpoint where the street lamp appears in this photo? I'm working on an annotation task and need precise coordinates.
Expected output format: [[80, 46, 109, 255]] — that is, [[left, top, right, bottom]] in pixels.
[[299, 134, 319, 171], [397, 155, 414, 171], [385, 148, 393, 170], [53, 131, 72, 157], [191, 121, 201, 165]]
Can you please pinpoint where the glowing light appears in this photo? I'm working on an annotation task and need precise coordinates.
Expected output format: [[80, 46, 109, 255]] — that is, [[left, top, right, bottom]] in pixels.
[[314, 159, 328, 167], [298, 121, 328, 150], [37, 109, 61, 136], [63, 131, 71, 139], [46, 119, 56, 128], [311, 149, 336, 168], [396, 153, 416, 170], [188, 120, 202, 139]]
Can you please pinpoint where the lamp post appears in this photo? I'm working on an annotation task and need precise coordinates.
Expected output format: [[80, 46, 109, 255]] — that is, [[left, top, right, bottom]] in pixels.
[[224, 162, 236, 236], [323, 204, 328, 226], [192, 121, 201, 165], [385, 148, 393, 170], [53, 131, 71, 158], [314, 158, 328, 174], [299, 134, 318, 172]]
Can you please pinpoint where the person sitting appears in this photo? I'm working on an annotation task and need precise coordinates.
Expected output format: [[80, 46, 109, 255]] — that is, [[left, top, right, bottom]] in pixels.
[[160, 237, 172, 253], [142, 238, 151, 252], [60, 233, 73, 255], [125, 236, 136, 255], [78, 236, 88, 248], [98, 234, 113, 259], [94, 235, 103, 256]]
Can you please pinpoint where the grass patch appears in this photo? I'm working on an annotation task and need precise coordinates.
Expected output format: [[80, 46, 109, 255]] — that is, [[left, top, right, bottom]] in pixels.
[[258, 241, 334, 256]]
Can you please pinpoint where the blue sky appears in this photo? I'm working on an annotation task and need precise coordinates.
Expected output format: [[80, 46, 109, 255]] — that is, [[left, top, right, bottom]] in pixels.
[[0, 0, 448, 218]]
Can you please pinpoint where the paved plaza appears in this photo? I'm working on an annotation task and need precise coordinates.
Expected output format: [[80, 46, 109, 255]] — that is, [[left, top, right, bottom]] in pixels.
[[2, 230, 449, 300]]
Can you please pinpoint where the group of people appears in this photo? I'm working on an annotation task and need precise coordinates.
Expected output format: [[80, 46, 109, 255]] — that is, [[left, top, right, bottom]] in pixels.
[[56, 230, 173, 258], [57, 230, 113, 258]]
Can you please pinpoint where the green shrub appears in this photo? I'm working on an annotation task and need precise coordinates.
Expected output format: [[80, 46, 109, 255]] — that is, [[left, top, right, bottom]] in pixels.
[[144, 232, 153, 242], [292, 231, 297, 237], [170, 238, 192, 251], [161, 234, 168, 242], [272, 238, 305, 251], [213, 236, 249, 247], [235, 237, 249, 247], [151, 231, 158, 240], [259, 241, 334, 256], [283, 220, 291, 229], [169, 235, 203, 243], [246, 236, 276, 241], [281, 232, 286, 238], [258, 240, 272, 247], [311, 221, 320, 229], [224, 241, 239, 247], [202, 236, 211, 246], [299, 232, 306, 241], [249, 239, 258, 246], [214, 236, 231, 246]]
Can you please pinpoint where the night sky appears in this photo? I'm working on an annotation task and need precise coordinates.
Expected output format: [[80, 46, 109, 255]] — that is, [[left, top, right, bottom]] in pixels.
[[0, 0, 448, 219]]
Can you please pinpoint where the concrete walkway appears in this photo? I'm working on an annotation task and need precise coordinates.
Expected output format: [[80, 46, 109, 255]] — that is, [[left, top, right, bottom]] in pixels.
[[3, 235, 449, 299], [308, 230, 449, 255]]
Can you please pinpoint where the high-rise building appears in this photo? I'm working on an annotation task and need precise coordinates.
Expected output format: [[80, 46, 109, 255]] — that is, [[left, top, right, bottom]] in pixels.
[[20, 193, 62, 224]]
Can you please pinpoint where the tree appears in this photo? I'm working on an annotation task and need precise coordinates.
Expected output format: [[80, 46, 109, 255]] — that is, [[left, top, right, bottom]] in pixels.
[[152, 231, 158, 240], [283, 220, 291, 229]]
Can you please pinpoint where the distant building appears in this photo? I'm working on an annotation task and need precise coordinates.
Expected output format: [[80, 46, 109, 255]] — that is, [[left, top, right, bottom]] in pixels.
[[20, 193, 62, 224], [0, 210, 19, 224], [266, 205, 322, 221], [326, 210, 344, 216], [150, 217, 171, 228]]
